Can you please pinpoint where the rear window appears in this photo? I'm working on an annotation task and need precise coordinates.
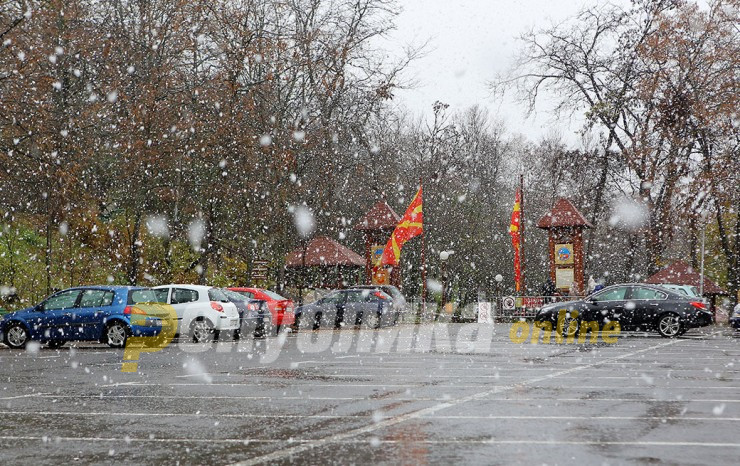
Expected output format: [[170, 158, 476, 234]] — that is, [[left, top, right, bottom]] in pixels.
[[381, 286, 403, 301], [223, 289, 247, 302], [128, 289, 167, 304], [208, 288, 230, 302], [262, 290, 287, 301], [233, 290, 254, 299]]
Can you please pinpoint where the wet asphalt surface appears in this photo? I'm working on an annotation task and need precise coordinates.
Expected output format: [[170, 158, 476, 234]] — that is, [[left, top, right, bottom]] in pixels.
[[0, 323, 738, 465]]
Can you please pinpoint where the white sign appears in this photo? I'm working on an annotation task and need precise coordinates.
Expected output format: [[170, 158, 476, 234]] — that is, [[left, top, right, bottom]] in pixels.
[[477, 302, 494, 324], [503, 296, 516, 310]]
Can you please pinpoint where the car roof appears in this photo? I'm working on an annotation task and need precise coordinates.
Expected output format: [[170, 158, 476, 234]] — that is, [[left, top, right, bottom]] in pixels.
[[66, 285, 143, 291], [154, 284, 214, 291], [601, 283, 670, 289], [597, 283, 685, 298]]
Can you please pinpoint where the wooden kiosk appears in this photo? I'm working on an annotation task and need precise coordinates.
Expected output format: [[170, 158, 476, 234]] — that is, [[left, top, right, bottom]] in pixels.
[[354, 201, 401, 286], [536, 198, 593, 294]]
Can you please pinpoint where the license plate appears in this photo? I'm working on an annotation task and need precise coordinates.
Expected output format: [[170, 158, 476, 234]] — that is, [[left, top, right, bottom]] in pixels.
[[230, 319, 238, 326]]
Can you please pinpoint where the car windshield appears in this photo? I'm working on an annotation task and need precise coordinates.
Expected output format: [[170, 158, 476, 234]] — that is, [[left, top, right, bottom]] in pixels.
[[222, 289, 247, 302], [262, 289, 287, 301], [208, 288, 230, 302]]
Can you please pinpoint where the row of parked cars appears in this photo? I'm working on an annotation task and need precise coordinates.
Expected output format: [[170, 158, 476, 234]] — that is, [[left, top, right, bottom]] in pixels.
[[0, 284, 407, 349], [0, 284, 295, 349]]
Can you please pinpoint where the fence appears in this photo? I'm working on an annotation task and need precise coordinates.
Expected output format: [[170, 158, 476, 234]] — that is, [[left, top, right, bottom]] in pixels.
[[397, 295, 585, 323]]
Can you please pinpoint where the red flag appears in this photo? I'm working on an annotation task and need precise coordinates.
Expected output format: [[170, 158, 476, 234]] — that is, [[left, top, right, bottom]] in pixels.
[[509, 189, 522, 292], [381, 187, 423, 266]]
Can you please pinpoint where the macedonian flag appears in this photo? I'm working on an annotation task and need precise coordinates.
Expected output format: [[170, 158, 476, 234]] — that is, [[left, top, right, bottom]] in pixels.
[[381, 186, 423, 266], [509, 188, 522, 292]]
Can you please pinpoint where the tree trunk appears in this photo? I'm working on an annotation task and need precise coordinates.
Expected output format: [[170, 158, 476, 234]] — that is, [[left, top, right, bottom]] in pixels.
[[45, 206, 53, 296], [716, 198, 740, 307], [128, 209, 143, 286]]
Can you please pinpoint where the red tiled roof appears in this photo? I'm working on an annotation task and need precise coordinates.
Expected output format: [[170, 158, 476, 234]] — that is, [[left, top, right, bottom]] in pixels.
[[536, 198, 594, 229], [354, 201, 401, 231], [645, 261, 726, 295], [286, 236, 364, 267]]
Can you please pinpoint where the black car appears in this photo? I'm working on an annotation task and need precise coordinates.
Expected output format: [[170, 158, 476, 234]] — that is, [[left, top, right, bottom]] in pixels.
[[221, 289, 270, 338], [534, 283, 713, 338], [294, 288, 394, 330]]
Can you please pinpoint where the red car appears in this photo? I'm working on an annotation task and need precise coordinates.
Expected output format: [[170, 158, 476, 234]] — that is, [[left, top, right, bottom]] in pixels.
[[228, 287, 295, 327]]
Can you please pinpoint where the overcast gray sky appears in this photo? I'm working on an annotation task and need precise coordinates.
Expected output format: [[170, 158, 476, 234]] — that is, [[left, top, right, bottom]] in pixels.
[[386, 0, 623, 144]]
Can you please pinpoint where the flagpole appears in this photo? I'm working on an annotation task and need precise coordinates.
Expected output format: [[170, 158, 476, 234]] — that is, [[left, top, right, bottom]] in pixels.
[[520, 173, 525, 295], [420, 176, 427, 313]]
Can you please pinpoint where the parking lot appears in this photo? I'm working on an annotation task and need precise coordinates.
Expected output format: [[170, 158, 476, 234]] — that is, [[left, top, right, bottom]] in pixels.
[[0, 323, 738, 465]]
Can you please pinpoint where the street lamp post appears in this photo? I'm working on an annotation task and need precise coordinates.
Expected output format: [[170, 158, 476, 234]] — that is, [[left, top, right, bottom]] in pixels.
[[440, 251, 454, 314], [495, 274, 503, 318], [700, 225, 705, 297], [698, 209, 711, 321]]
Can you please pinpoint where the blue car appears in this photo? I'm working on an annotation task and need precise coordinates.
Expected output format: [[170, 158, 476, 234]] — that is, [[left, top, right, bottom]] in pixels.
[[0, 286, 164, 349]]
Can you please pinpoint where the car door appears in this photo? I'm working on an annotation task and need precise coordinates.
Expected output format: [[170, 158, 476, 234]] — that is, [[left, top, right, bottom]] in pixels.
[[344, 290, 369, 325], [587, 286, 630, 328], [315, 291, 346, 326], [74, 289, 116, 339], [628, 286, 668, 329], [170, 287, 201, 332], [35, 289, 83, 340]]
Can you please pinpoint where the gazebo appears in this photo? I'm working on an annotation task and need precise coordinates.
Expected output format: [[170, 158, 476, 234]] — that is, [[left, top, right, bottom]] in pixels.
[[285, 236, 364, 290], [645, 261, 727, 317]]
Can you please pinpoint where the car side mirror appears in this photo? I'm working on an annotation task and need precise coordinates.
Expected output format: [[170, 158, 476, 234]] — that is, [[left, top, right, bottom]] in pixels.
[[589, 297, 598, 305]]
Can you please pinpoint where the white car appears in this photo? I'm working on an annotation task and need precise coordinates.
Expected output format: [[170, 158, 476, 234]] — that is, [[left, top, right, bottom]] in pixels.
[[153, 285, 240, 342], [658, 284, 701, 299]]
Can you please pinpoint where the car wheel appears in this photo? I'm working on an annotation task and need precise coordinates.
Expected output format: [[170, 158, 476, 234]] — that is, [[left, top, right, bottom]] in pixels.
[[657, 313, 682, 338], [105, 321, 129, 348], [191, 319, 215, 343], [253, 320, 266, 339], [313, 312, 322, 330], [290, 314, 301, 333], [364, 311, 381, 329], [47, 340, 66, 349], [558, 315, 580, 339], [3, 322, 30, 349]]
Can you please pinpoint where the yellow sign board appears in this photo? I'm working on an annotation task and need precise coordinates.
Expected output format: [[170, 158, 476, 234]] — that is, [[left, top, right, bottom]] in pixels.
[[555, 267, 575, 290]]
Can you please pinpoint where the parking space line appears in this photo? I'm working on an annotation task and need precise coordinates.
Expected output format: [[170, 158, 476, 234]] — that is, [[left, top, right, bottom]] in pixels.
[[0, 392, 53, 401], [1, 410, 737, 422], [99, 377, 738, 386], [0, 435, 736, 449], [230, 336, 687, 465], [8, 394, 740, 403]]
